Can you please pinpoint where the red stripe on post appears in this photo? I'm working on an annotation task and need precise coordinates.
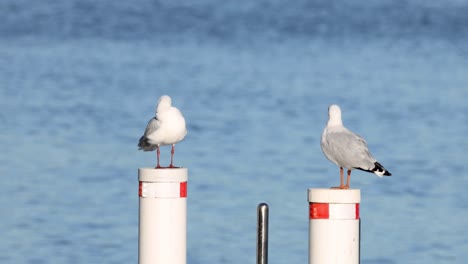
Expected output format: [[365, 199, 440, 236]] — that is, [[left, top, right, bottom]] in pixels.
[[310, 203, 329, 219], [139, 181, 142, 197], [180, 181, 187, 197], [355, 203, 360, 219]]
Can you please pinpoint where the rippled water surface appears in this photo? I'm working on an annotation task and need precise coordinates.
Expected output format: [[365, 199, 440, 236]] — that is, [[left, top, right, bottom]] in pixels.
[[1, 1, 467, 263]]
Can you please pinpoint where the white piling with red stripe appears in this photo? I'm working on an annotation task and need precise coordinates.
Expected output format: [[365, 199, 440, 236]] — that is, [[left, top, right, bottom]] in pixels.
[[138, 168, 188, 264], [308, 188, 360, 264]]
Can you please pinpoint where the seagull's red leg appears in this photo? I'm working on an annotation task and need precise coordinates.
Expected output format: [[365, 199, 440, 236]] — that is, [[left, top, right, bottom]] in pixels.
[[343, 169, 351, 189], [331, 167, 345, 189], [169, 144, 176, 168], [155, 146, 162, 169]]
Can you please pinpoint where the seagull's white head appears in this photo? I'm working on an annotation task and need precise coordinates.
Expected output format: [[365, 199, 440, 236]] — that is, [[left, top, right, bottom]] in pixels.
[[156, 95, 172, 113], [327, 104, 343, 126]]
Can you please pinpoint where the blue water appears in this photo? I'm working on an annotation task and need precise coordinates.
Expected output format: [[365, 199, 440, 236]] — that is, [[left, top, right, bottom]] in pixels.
[[1, 1, 468, 263]]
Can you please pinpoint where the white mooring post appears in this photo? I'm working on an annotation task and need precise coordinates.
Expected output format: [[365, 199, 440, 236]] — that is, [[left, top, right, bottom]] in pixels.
[[138, 168, 188, 264], [308, 188, 361, 264]]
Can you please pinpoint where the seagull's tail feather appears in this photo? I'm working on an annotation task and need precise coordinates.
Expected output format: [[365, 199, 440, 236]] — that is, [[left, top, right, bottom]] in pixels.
[[356, 162, 391, 177], [137, 136, 147, 149], [138, 136, 155, 151], [371, 161, 391, 177]]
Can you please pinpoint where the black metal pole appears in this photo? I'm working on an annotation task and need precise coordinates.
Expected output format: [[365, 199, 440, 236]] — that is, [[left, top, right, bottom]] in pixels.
[[256, 203, 269, 264]]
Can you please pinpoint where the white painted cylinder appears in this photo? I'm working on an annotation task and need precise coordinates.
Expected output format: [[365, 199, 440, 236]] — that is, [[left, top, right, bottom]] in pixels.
[[308, 188, 361, 264], [138, 168, 188, 264]]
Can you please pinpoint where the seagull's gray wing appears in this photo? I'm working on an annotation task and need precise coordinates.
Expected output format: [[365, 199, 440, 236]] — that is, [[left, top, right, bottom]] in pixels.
[[323, 130, 376, 170], [138, 117, 160, 151], [351, 132, 391, 176], [143, 117, 160, 137]]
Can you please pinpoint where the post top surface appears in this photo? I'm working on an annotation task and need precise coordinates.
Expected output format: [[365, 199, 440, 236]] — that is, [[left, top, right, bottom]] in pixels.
[[138, 167, 188, 182], [308, 188, 360, 203]]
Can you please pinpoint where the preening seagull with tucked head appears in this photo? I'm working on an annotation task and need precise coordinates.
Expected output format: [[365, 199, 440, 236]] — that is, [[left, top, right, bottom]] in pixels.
[[321, 104, 391, 189], [138, 95, 187, 168]]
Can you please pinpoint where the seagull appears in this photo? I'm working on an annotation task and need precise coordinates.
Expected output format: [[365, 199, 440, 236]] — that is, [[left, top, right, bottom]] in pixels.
[[321, 104, 391, 189], [138, 95, 187, 168]]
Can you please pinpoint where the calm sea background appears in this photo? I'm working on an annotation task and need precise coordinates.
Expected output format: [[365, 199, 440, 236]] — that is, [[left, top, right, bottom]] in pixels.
[[1, 1, 467, 263]]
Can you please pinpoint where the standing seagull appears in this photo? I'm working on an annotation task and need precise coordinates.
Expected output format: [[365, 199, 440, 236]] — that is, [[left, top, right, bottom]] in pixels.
[[138, 95, 187, 168], [321, 104, 391, 189]]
